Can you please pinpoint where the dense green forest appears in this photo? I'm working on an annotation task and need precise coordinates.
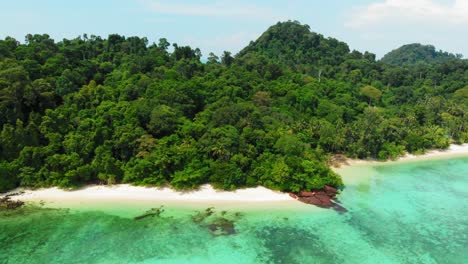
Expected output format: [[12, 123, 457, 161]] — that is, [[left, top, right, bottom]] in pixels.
[[381, 43, 463, 66], [0, 21, 467, 193]]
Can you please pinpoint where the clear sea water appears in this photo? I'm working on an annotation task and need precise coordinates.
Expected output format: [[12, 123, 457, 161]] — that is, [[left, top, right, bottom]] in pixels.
[[1, 157, 467, 264]]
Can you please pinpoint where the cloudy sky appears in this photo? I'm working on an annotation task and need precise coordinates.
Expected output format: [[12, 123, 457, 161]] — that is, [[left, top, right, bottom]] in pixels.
[[1, 0, 467, 58]]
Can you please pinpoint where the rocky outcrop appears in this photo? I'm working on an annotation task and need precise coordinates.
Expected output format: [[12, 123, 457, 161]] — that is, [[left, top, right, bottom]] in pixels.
[[296, 190, 334, 207], [0, 196, 24, 210], [289, 185, 346, 211]]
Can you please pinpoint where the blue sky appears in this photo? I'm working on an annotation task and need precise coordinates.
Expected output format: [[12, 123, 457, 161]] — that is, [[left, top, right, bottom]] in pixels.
[[1, 0, 467, 58]]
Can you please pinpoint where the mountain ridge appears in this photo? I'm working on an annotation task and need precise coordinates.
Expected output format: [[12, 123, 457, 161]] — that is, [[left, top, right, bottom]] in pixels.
[[380, 43, 463, 66]]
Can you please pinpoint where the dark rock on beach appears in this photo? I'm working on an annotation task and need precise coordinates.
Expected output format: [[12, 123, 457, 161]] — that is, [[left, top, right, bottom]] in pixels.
[[0, 196, 25, 210], [323, 185, 338, 197], [289, 185, 346, 211]]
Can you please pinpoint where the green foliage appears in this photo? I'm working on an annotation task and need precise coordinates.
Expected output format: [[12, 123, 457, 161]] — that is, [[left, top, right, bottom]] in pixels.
[[454, 86, 468, 100], [0, 23, 466, 193], [378, 143, 406, 160], [360, 85, 382, 105], [209, 161, 244, 190], [0, 161, 17, 192], [274, 134, 305, 157], [238, 20, 350, 73], [123, 157, 165, 186], [381, 43, 461, 66], [171, 160, 209, 190], [148, 105, 181, 137]]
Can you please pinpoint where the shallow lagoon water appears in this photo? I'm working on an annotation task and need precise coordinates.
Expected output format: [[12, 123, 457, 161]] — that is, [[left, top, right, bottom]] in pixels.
[[1, 157, 467, 264]]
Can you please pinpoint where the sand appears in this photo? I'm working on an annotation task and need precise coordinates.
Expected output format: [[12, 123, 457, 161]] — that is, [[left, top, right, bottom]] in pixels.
[[7, 184, 309, 212], [7, 144, 467, 210], [334, 144, 468, 168], [332, 144, 468, 185]]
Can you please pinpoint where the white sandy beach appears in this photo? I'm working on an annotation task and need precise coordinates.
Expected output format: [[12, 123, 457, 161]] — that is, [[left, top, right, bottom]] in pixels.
[[10, 184, 293, 203], [336, 143, 468, 167], [6, 144, 468, 209], [332, 144, 468, 185]]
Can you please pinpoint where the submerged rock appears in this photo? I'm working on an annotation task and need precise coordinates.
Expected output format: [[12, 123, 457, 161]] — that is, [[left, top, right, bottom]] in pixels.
[[191, 207, 215, 224], [332, 203, 348, 213], [191, 207, 238, 236], [207, 218, 236, 236], [0, 196, 24, 210], [134, 206, 165, 220]]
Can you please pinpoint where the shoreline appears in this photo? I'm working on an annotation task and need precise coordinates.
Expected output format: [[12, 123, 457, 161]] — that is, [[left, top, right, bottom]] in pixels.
[[332, 143, 468, 186], [7, 184, 316, 212], [6, 144, 467, 211], [332, 143, 468, 168]]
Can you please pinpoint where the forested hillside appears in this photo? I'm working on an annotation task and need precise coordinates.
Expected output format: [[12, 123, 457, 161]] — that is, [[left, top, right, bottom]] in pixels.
[[381, 43, 463, 66], [1, 21, 467, 193]]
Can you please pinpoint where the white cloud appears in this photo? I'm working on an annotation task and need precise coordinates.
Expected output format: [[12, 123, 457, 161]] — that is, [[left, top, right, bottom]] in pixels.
[[140, 0, 275, 19], [342, 0, 468, 57], [346, 0, 468, 28]]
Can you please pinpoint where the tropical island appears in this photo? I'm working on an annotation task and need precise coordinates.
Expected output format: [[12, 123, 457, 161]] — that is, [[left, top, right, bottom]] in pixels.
[[1, 15, 468, 263], [1, 21, 467, 205]]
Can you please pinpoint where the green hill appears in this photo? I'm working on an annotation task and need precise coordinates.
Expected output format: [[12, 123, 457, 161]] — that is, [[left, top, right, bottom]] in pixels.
[[381, 43, 462, 66], [238, 21, 351, 68], [0, 22, 467, 194]]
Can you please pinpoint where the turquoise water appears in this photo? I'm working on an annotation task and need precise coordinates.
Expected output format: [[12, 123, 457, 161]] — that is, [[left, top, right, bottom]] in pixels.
[[1, 157, 467, 263]]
